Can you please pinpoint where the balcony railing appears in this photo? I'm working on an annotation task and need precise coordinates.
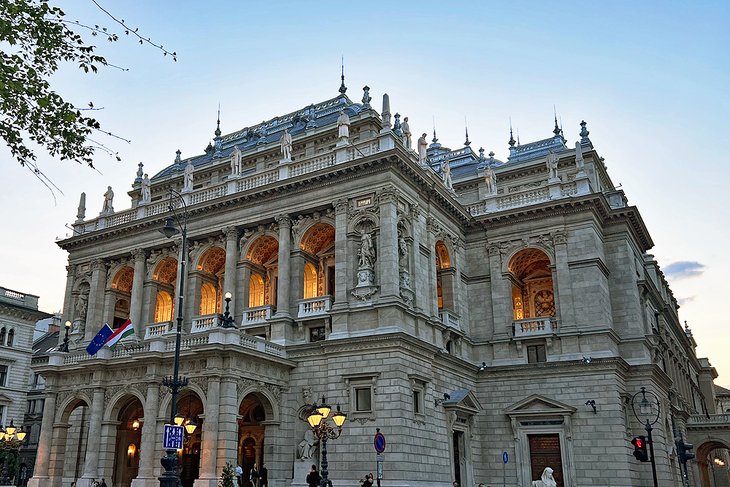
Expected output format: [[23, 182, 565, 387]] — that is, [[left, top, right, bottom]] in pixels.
[[438, 310, 460, 329], [144, 321, 175, 340], [687, 414, 730, 426], [191, 314, 220, 333], [242, 305, 273, 327], [513, 317, 556, 338], [297, 296, 332, 318]]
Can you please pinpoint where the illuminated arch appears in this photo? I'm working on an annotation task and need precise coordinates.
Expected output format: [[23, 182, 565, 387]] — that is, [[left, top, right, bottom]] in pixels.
[[507, 248, 555, 319], [303, 263, 318, 299], [199, 282, 217, 315], [249, 274, 265, 307], [153, 257, 178, 285], [111, 266, 134, 292], [154, 291, 173, 322]]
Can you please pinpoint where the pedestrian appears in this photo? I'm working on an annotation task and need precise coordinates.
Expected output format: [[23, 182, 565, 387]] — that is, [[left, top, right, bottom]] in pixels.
[[452, 481, 459, 487], [306, 464, 321, 487], [361, 472, 374, 487], [260, 463, 268, 487], [100, 480, 108, 487], [235, 464, 243, 487], [250, 463, 260, 487]]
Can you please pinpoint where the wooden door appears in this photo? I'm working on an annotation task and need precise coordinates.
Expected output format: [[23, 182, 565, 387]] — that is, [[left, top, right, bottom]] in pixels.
[[528, 434, 564, 487]]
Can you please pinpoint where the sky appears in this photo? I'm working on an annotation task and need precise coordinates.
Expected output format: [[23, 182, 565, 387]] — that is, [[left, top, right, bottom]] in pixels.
[[2, 1, 729, 384]]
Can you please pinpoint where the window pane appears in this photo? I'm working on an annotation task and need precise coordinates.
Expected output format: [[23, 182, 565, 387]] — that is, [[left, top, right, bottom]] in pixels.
[[0, 365, 7, 386], [413, 390, 421, 414], [356, 387, 371, 411]]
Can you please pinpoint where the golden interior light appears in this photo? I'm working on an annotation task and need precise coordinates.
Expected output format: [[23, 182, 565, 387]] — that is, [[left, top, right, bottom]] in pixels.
[[132, 419, 140, 430], [127, 443, 136, 457]]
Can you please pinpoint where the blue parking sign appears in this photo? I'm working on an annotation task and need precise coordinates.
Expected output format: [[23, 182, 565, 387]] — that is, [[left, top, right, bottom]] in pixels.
[[163, 425, 184, 449]]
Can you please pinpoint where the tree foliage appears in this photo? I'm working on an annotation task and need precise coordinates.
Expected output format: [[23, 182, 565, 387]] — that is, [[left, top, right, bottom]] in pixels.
[[219, 462, 236, 487], [0, 0, 175, 182]]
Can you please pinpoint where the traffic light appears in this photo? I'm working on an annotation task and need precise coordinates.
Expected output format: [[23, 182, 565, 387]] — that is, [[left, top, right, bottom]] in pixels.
[[676, 439, 695, 464], [632, 436, 649, 462]]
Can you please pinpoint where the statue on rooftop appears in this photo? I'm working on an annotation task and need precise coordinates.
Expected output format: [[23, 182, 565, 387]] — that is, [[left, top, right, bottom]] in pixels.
[[402, 117, 412, 149], [140, 174, 151, 203], [231, 146, 242, 175], [418, 133, 428, 166], [76, 192, 86, 223], [546, 152, 559, 180], [485, 165, 496, 195], [362, 85, 371, 106], [101, 186, 114, 214], [337, 109, 350, 139], [441, 160, 453, 190], [183, 160, 194, 192], [280, 128, 293, 161], [574, 141, 585, 171]]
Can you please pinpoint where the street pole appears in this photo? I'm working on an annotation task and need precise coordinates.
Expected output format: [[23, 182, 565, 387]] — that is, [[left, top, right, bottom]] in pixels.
[[645, 420, 659, 487]]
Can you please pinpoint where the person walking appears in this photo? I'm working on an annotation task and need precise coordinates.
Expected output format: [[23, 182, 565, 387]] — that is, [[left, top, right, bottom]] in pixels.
[[250, 463, 261, 487], [306, 464, 320, 487], [260, 464, 268, 487], [234, 464, 243, 487]]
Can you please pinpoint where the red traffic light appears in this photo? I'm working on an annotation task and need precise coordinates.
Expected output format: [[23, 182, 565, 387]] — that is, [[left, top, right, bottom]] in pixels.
[[633, 438, 644, 448], [632, 436, 649, 462]]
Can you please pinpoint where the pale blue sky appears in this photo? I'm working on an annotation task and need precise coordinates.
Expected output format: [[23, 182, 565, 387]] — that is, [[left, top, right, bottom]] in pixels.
[[2, 0, 728, 382]]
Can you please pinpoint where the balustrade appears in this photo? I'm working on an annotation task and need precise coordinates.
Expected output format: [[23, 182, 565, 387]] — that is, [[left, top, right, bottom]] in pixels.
[[513, 317, 556, 338], [144, 321, 174, 340], [242, 305, 272, 326], [191, 314, 220, 333], [438, 310, 461, 329], [297, 296, 332, 318]]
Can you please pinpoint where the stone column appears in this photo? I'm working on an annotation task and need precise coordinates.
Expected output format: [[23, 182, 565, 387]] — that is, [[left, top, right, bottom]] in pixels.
[[488, 243, 512, 340], [85, 259, 108, 341], [129, 249, 147, 336], [195, 376, 221, 486], [378, 188, 400, 299], [134, 382, 160, 483], [81, 387, 106, 480], [102, 290, 115, 326], [333, 199, 349, 307], [27, 389, 57, 486], [274, 215, 292, 318], [222, 227, 239, 315], [426, 218, 440, 317], [552, 232, 576, 332], [216, 378, 238, 471], [62, 265, 75, 325]]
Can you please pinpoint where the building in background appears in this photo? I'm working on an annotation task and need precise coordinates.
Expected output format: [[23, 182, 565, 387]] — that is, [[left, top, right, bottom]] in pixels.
[[28, 83, 730, 487]]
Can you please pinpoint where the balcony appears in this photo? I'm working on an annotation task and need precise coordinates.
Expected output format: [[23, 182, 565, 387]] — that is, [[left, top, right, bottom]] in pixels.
[[513, 317, 556, 339], [438, 310, 461, 329], [144, 321, 174, 340], [687, 414, 730, 427], [242, 305, 273, 327], [191, 314, 220, 333], [297, 296, 332, 319]]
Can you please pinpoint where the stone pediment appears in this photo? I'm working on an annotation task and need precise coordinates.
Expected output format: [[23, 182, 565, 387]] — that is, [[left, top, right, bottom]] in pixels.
[[504, 394, 576, 419], [443, 389, 481, 415], [0, 392, 13, 403]]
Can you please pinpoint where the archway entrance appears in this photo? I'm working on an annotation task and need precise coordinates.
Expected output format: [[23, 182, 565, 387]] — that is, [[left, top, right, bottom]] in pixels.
[[112, 397, 143, 487], [178, 391, 204, 487], [238, 394, 269, 487], [51, 398, 90, 485], [698, 440, 730, 487]]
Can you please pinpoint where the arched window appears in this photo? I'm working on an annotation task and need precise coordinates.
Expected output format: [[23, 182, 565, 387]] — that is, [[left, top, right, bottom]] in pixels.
[[303, 263, 318, 299], [0, 327, 5, 346], [154, 291, 173, 322], [435, 241, 452, 311], [199, 282, 217, 315], [6, 329, 14, 347], [508, 248, 555, 320], [249, 274, 265, 308]]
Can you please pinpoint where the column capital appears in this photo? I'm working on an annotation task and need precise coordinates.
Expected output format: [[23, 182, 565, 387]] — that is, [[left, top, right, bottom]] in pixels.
[[552, 231, 568, 246], [275, 214, 292, 227], [333, 198, 349, 215], [66, 264, 76, 276], [223, 226, 239, 241], [91, 258, 107, 272], [377, 185, 398, 204], [131, 248, 147, 262]]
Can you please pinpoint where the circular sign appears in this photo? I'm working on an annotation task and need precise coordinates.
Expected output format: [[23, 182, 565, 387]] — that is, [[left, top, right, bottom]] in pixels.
[[374, 432, 386, 453], [502, 451, 509, 464]]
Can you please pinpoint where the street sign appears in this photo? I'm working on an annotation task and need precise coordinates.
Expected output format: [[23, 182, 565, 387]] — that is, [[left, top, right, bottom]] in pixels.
[[376, 454, 384, 480], [163, 424, 184, 449], [502, 451, 509, 464], [374, 431, 386, 453]]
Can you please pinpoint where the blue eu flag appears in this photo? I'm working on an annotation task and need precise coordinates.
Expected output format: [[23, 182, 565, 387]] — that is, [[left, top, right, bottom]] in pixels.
[[86, 324, 114, 356]]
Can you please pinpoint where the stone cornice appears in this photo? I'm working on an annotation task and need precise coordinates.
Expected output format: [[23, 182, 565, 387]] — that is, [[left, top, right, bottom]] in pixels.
[[0, 302, 53, 321]]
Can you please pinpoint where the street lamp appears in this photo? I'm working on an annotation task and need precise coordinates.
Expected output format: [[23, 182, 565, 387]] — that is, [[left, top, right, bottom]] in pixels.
[[0, 420, 27, 485], [59, 320, 71, 352], [158, 188, 190, 487], [631, 386, 660, 487], [305, 397, 347, 487], [220, 291, 236, 328]]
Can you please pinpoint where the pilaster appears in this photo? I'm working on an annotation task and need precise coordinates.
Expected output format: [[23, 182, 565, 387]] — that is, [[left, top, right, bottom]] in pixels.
[[85, 258, 108, 341], [274, 215, 292, 318], [222, 226, 239, 315], [196, 376, 221, 485], [130, 248, 147, 336], [377, 188, 399, 299]]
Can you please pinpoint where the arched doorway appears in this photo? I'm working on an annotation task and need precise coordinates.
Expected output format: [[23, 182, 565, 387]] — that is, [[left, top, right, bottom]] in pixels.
[[299, 223, 336, 301], [507, 248, 555, 321], [112, 397, 143, 487], [178, 391, 204, 487], [238, 393, 271, 487], [50, 398, 90, 485], [697, 440, 730, 487]]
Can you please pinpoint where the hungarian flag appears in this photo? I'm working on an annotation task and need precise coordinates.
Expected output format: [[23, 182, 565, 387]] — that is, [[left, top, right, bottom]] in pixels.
[[106, 320, 135, 350], [86, 324, 114, 356]]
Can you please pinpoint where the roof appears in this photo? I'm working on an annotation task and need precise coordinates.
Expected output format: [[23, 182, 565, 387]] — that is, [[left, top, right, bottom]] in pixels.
[[715, 384, 730, 396], [33, 330, 60, 356], [152, 93, 364, 180], [507, 133, 567, 163]]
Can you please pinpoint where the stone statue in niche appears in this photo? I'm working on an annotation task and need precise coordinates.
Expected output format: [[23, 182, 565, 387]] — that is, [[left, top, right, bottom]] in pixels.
[[337, 110, 350, 139], [75, 293, 88, 321], [418, 133, 428, 165], [101, 186, 114, 214], [358, 231, 375, 269], [485, 165, 496, 195], [531, 467, 557, 487], [398, 235, 408, 268], [441, 160, 453, 190], [297, 429, 318, 460], [280, 128, 292, 161], [574, 141, 585, 171]]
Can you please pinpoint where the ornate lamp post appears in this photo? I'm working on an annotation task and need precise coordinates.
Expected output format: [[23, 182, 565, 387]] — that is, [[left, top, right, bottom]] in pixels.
[[159, 189, 190, 487], [0, 420, 27, 485], [59, 320, 72, 352], [220, 292, 236, 328], [305, 397, 347, 487], [631, 386, 660, 487]]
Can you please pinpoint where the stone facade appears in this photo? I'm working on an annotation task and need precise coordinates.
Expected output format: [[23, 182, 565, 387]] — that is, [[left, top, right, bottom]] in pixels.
[[29, 89, 729, 487]]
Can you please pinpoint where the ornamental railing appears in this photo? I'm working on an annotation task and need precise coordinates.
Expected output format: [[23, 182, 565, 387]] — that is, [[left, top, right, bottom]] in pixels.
[[438, 310, 460, 329], [513, 317, 556, 338], [297, 296, 332, 318], [242, 305, 273, 327], [144, 321, 174, 340], [191, 314, 220, 333]]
